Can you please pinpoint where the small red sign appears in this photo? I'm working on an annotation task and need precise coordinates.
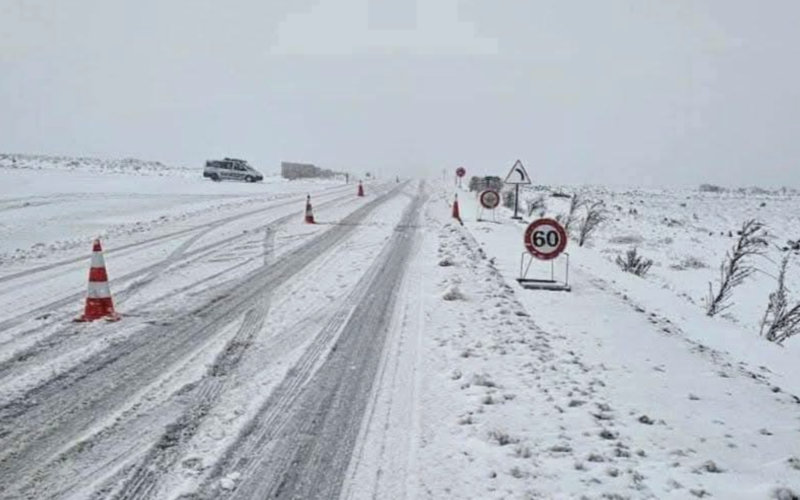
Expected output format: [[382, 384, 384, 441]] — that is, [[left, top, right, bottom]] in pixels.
[[456, 167, 466, 178], [524, 218, 568, 260]]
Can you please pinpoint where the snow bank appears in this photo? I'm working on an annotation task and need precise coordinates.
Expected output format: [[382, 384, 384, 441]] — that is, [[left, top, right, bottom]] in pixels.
[[0, 166, 343, 266], [428, 185, 800, 498], [0, 153, 194, 177]]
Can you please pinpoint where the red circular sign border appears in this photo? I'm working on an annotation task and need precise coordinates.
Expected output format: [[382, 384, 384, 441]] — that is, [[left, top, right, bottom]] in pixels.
[[479, 189, 500, 209], [524, 218, 568, 260], [456, 167, 466, 178]]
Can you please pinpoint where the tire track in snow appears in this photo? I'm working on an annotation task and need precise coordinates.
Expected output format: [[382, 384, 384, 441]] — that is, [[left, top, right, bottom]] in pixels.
[[0, 242, 263, 389], [116, 303, 274, 499], [0, 183, 394, 418], [0, 187, 379, 385], [0, 184, 406, 498], [111, 228, 277, 500], [195, 183, 426, 500], [0, 186, 362, 337], [42, 193, 400, 499], [113, 219, 230, 304], [0, 194, 86, 213], [0, 184, 353, 285], [340, 222, 427, 500]]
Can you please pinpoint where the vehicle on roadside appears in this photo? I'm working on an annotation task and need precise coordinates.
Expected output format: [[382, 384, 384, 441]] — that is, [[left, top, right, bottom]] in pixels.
[[203, 158, 263, 182]]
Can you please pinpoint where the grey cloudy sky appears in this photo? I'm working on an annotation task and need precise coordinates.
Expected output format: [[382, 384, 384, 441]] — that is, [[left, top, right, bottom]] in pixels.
[[1, 1, 799, 186]]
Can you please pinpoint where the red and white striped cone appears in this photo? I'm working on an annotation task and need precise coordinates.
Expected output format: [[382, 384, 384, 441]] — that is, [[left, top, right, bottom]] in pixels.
[[452, 193, 463, 225], [76, 238, 120, 322], [304, 195, 315, 224], [357, 181, 365, 197]]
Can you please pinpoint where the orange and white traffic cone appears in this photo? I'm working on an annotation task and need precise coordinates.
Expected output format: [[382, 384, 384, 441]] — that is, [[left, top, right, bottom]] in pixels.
[[357, 181, 365, 197], [304, 194, 315, 224], [452, 194, 463, 226], [76, 238, 120, 322]]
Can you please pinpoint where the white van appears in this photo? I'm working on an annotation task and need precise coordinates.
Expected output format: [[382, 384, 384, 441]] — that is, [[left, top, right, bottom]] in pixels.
[[203, 158, 263, 182]]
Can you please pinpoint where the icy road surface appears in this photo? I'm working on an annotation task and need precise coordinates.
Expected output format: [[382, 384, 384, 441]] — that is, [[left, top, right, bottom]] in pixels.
[[0, 164, 424, 498]]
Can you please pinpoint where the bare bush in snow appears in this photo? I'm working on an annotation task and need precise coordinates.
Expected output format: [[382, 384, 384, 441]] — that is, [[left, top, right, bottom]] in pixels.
[[759, 254, 800, 344], [563, 193, 586, 233], [471, 373, 497, 387], [771, 487, 798, 500], [502, 190, 516, 210], [695, 460, 725, 473], [488, 430, 518, 446], [609, 234, 644, 245], [706, 219, 768, 317], [514, 444, 532, 458], [509, 466, 526, 478], [682, 256, 708, 269], [526, 195, 546, 217], [616, 248, 653, 277], [699, 184, 726, 193], [577, 201, 606, 247], [443, 286, 466, 301], [670, 256, 708, 271]]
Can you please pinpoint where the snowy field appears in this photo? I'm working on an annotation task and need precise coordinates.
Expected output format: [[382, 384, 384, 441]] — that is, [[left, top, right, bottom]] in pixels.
[[577, 186, 800, 333], [0, 158, 798, 499], [0, 153, 196, 177], [440, 186, 800, 499]]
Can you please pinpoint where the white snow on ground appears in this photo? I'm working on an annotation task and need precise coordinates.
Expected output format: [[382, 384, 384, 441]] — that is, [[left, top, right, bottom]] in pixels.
[[0, 163, 400, 499], [0, 162, 338, 264], [0, 182, 381, 406], [355, 186, 797, 499], [574, 187, 800, 333], [2, 163, 799, 499], [28, 186, 412, 500], [0, 153, 194, 176]]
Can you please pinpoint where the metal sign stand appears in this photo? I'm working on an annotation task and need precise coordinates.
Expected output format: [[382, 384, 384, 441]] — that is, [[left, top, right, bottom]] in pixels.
[[517, 252, 571, 292], [476, 205, 497, 223], [512, 184, 522, 220], [455, 167, 466, 189], [476, 189, 500, 223]]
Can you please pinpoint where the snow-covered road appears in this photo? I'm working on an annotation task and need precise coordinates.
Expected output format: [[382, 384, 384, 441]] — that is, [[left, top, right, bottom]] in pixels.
[[0, 165, 427, 498], [194, 185, 426, 499]]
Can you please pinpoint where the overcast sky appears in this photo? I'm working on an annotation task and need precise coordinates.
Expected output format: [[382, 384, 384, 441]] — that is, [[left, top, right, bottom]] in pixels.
[[1, 0, 799, 186]]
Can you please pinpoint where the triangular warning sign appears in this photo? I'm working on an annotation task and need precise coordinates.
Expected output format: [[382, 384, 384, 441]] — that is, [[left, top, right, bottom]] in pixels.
[[504, 159, 532, 184]]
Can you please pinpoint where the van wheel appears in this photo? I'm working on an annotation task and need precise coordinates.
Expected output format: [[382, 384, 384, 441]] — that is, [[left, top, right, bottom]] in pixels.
[[245, 176, 255, 183], [210, 174, 220, 182]]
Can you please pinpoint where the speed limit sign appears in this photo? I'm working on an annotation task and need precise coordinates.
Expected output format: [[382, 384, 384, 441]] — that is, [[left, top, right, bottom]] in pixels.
[[524, 218, 568, 260], [479, 190, 500, 209]]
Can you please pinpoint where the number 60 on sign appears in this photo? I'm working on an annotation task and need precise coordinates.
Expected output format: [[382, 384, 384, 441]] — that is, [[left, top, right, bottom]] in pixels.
[[524, 218, 568, 260]]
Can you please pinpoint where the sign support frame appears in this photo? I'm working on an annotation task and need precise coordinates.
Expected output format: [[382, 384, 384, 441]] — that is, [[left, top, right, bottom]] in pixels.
[[455, 167, 466, 189], [518, 252, 571, 292]]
